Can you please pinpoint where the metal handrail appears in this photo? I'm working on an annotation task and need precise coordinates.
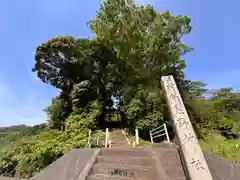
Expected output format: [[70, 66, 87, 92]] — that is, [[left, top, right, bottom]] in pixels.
[[92, 135, 105, 148], [151, 128, 165, 136], [152, 133, 166, 138], [150, 123, 170, 143], [151, 124, 165, 132], [122, 129, 131, 144], [85, 129, 114, 148]]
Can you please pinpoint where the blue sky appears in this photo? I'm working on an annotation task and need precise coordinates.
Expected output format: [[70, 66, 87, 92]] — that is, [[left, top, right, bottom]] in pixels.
[[0, 0, 239, 127]]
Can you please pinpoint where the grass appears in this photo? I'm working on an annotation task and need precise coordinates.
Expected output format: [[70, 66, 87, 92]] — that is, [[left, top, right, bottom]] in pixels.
[[0, 139, 9, 158], [127, 135, 152, 147], [200, 133, 240, 162], [129, 132, 240, 162], [137, 139, 152, 147]]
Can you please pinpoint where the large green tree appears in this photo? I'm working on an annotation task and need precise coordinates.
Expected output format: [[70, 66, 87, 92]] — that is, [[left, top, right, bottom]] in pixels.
[[33, 37, 94, 129], [88, 0, 193, 136]]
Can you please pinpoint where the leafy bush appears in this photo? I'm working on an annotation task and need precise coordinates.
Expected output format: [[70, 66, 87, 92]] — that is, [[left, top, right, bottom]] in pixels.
[[125, 90, 165, 138], [0, 101, 103, 178], [200, 133, 240, 162], [0, 130, 88, 178]]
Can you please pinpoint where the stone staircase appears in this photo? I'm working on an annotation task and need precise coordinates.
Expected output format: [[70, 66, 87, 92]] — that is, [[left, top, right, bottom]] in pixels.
[[4, 128, 238, 180], [3, 143, 239, 180], [86, 130, 186, 179], [86, 129, 159, 179], [87, 148, 157, 180], [109, 129, 132, 148]]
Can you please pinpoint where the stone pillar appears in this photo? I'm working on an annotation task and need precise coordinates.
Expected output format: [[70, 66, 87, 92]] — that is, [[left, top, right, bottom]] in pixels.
[[135, 128, 139, 145], [161, 75, 213, 180]]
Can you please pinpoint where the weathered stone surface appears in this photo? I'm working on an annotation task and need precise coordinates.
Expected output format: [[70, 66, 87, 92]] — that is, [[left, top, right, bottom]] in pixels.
[[88, 148, 159, 180], [98, 155, 154, 166], [151, 142, 179, 149], [109, 129, 131, 148], [161, 75, 213, 180], [30, 148, 98, 180], [100, 148, 150, 157], [0, 177, 25, 180], [87, 174, 136, 180], [153, 145, 240, 180], [153, 147, 186, 180], [92, 164, 156, 180], [203, 151, 240, 180]]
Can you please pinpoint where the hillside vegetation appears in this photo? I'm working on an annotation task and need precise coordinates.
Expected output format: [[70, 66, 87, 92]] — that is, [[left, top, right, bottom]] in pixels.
[[0, 0, 239, 178], [0, 124, 46, 157]]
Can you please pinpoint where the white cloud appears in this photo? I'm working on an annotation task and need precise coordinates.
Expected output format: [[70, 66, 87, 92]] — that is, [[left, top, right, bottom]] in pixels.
[[204, 70, 240, 90], [0, 104, 47, 127], [0, 80, 55, 127]]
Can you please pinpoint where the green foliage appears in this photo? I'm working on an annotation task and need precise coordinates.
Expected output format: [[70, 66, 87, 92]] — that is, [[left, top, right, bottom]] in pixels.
[[33, 36, 89, 89], [44, 96, 65, 130], [89, 0, 192, 91], [0, 124, 47, 160], [0, 101, 102, 178], [110, 113, 120, 122], [66, 101, 100, 131], [185, 88, 240, 139], [124, 89, 165, 135], [0, 124, 46, 137], [0, 130, 88, 178], [200, 133, 240, 162], [232, 122, 240, 134]]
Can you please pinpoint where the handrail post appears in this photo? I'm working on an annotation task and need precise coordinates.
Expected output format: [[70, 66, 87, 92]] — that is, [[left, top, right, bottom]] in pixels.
[[96, 137, 99, 147], [133, 141, 136, 147], [150, 131, 153, 144], [135, 128, 139, 145], [88, 129, 92, 148], [105, 128, 109, 148], [163, 123, 170, 143], [109, 140, 112, 148]]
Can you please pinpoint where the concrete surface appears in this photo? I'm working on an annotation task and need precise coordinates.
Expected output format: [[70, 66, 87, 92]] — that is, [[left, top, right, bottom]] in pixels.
[[29, 148, 98, 180]]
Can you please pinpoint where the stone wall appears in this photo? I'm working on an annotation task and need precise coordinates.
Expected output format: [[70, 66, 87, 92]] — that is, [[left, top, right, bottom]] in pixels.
[[30, 148, 99, 180]]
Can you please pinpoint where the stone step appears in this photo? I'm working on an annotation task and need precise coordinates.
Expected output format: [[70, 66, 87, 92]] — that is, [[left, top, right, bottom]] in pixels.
[[151, 142, 179, 149], [110, 131, 122, 133], [110, 134, 124, 137], [110, 136, 125, 139], [110, 141, 127, 143], [110, 129, 122, 132], [0, 177, 25, 180], [92, 164, 156, 180], [110, 144, 129, 146], [109, 144, 132, 148], [110, 137, 126, 141], [100, 148, 151, 157], [110, 132, 123, 135], [109, 137, 126, 139], [87, 174, 136, 180], [153, 148, 186, 180], [98, 155, 154, 166]]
